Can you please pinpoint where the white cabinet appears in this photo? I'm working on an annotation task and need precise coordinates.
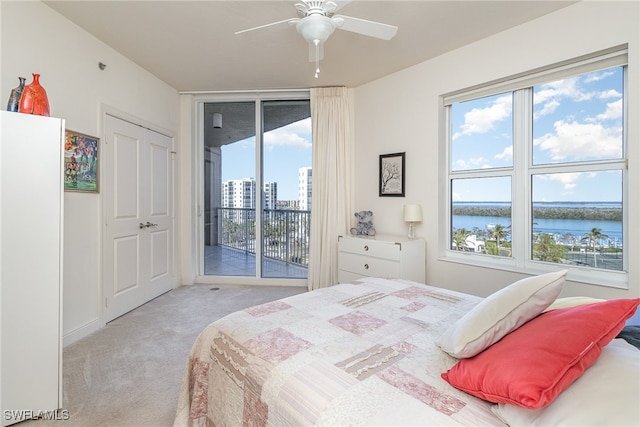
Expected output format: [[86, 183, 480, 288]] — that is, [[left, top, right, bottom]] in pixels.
[[338, 234, 425, 283], [1, 111, 64, 426]]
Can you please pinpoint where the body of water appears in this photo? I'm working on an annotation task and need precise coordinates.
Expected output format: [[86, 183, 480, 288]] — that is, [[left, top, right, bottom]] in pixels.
[[452, 202, 623, 247]]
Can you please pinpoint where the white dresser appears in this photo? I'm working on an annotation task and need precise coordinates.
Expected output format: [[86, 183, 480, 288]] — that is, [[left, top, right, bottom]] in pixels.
[[338, 234, 425, 283]]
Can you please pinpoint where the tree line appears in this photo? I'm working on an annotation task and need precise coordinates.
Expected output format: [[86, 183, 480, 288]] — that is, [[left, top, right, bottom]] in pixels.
[[452, 206, 621, 221]]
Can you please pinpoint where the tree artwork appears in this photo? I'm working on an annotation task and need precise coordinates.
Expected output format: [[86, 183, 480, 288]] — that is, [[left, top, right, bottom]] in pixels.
[[381, 162, 400, 192], [379, 153, 405, 197]]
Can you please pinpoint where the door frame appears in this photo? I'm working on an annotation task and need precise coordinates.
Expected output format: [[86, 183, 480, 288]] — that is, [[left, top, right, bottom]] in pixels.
[[190, 91, 310, 286], [100, 105, 178, 324]]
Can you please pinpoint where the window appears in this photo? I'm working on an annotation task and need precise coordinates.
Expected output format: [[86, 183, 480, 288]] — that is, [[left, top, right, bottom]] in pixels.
[[443, 47, 628, 288]]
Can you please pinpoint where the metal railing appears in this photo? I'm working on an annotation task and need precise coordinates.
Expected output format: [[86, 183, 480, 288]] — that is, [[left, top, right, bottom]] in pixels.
[[217, 207, 310, 267]]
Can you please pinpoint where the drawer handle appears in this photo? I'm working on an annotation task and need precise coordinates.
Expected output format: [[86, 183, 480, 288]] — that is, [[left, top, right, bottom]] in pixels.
[[364, 263, 369, 270], [364, 245, 369, 251]]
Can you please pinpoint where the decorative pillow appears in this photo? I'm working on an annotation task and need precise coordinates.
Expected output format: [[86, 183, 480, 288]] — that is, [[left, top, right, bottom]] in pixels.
[[437, 270, 566, 358], [543, 296, 605, 312], [441, 298, 640, 409], [491, 339, 640, 426]]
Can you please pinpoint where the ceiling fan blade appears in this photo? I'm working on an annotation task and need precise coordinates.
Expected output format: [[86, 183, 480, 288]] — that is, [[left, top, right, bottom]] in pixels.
[[332, 14, 397, 40], [308, 41, 324, 62], [234, 18, 298, 35]]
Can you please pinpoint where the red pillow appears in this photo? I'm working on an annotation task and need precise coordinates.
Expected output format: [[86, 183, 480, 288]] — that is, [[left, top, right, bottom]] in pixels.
[[441, 298, 640, 409]]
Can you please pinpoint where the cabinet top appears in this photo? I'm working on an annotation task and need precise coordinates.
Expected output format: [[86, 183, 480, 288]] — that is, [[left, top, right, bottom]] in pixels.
[[339, 234, 424, 245]]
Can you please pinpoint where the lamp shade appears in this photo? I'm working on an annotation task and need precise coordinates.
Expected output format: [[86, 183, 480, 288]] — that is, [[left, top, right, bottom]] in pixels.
[[403, 204, 423, 222]]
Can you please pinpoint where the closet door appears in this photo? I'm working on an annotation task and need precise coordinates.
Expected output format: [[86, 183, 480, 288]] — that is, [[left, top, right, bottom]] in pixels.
[[103, 115, 174, 323], [145, 127, 175, 302]]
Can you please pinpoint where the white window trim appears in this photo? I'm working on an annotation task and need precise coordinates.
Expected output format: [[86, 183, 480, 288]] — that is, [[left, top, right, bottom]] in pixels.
[[439, 47, 629, 289]]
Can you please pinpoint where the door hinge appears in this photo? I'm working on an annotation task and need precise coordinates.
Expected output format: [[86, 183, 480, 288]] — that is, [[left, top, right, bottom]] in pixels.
[[105, 297, 108, 308]]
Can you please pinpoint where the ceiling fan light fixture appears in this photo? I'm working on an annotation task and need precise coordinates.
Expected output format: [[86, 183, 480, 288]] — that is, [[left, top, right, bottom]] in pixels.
[[295, 14, 336, 44]]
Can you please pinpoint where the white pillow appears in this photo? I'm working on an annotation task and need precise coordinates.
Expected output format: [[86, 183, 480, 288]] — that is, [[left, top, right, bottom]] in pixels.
[[491, 338, 640, 426], [543, 296, 606, 312], [437, 270, 566, 358]]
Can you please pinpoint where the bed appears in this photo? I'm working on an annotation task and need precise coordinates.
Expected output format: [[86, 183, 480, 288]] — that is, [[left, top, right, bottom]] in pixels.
[[174, 274, 640, 426]]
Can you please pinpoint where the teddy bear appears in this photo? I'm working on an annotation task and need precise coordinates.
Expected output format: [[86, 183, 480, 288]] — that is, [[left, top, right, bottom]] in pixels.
[[350, 210, 376, 236]]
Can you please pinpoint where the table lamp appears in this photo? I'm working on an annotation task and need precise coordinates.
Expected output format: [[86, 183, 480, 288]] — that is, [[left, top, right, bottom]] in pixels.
[[403, 204, 422, 239]]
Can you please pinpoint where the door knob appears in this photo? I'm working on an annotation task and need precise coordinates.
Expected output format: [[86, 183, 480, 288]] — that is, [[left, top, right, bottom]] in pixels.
[[145, 222, 158, 228], [139, 223, 146, 229]]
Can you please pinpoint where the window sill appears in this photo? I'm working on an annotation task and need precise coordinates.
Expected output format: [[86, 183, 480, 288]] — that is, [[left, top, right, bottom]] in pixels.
[[438, 251, 628, 290]]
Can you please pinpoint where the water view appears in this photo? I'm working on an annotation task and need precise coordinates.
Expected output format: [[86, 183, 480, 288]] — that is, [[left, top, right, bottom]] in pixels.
[[452, 202, 623, 270]]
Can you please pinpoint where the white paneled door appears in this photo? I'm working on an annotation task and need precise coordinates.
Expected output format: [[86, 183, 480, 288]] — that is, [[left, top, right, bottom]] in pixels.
[[103, 115, 175, 322]]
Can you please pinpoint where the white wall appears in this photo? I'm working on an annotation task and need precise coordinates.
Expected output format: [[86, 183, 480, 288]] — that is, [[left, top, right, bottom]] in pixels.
[[353, 1, 639, 300], [1, 1, 180, 345]]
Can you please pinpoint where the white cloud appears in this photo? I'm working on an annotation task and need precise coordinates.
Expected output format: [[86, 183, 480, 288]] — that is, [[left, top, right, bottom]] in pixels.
[[534, 76, 608, 118], [535, 99, 560, 118], [534, 120, 622, 160], [596, 99, 622, 121], [494, 145, 512, 161], [599, 89, 622, 99], [453, 95, 512, 139], [548, 172, 582, 191], [534, 78, 593, 104], [264, 118, 312, 150], [584, 70, 616, 83], [455, 156, 488, 170]]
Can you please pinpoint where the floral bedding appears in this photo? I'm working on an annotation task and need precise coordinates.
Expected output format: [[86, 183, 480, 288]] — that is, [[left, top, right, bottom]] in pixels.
[[173, 277, 506, 426]]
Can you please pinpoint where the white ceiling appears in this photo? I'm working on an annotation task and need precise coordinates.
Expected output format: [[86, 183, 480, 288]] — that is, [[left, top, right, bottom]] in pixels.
[[43, 1, 576, 92]]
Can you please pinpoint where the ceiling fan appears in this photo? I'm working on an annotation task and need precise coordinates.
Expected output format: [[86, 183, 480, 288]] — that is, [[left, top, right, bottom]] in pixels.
[[235, 0, 398, 78]]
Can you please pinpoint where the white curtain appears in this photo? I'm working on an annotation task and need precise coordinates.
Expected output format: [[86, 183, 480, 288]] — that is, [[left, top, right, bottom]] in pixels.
[[307, 87, 354, 291]]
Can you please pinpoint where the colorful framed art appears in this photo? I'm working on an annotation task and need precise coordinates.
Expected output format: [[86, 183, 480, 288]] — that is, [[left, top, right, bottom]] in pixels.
[[64, 129, 99, 192]]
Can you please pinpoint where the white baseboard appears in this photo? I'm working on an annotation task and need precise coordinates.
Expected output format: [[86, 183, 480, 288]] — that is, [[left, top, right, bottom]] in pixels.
[[63, 318, 103, 347]]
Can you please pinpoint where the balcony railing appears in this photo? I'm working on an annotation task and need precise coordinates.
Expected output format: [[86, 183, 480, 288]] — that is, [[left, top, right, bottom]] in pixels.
[[217, 207, 310, 268]]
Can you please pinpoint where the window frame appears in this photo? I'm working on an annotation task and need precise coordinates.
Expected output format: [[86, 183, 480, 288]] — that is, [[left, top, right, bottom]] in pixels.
[[439, 46, 629, 289]]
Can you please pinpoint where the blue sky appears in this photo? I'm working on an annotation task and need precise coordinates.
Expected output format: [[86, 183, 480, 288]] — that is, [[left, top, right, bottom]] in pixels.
[[451, 66, 624, 203], [221, 118, 312, 200]]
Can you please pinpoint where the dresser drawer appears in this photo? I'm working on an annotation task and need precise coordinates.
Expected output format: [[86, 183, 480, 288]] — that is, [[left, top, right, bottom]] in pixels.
[[338, 237, 401, 261], [339, 253, 400, 278]]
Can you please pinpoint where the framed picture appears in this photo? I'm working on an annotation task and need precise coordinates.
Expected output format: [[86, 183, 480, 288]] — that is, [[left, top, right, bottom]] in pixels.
[[379, 152, 405, 197], [64, 130, 99, 192]]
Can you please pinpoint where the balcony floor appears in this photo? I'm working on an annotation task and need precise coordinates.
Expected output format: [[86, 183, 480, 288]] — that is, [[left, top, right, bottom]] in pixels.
[[204, 245, 308, 278]]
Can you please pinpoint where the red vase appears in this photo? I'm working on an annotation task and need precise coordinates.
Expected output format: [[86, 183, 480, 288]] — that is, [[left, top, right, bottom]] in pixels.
[[18, 73, 50, 116]]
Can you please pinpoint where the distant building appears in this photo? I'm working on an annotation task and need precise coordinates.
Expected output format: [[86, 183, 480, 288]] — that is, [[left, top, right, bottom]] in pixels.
[[277, 200, 299, 209], [298, 167, 312, 211], [263, 182, 277, 210], [222, 178, 256, 209], [465, 235, 486, 253]]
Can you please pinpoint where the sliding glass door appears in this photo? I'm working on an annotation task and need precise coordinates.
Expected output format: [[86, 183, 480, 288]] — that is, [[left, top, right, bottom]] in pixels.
[[202, 96, 311, 280], [261, 100, 312, 278]]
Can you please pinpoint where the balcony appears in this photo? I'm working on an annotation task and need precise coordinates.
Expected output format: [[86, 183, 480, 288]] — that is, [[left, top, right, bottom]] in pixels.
[[204, 207, 310, 278]]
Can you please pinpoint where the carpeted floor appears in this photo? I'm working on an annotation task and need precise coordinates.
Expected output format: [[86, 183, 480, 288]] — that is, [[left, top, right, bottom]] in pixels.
[[23, 284, 306, 427]]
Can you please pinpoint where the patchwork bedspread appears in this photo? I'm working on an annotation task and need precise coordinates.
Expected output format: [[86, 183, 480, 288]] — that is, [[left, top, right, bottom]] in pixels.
[[174, 277, 506, 426]]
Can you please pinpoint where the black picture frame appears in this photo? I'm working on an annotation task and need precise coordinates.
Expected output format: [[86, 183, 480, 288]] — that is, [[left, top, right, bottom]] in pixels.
[[379, 152, 405, 197]]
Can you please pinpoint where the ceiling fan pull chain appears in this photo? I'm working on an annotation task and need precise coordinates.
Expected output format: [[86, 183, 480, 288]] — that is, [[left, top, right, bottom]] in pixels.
[[314, 39, 320, 78]]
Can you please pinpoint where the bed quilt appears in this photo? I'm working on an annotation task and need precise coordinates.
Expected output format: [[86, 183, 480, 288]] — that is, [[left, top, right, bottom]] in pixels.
[[174, 277, 506, 426]]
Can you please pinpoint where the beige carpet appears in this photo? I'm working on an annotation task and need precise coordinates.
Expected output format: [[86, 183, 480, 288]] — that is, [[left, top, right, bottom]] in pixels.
[[24, 284, 306, 427]]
